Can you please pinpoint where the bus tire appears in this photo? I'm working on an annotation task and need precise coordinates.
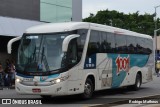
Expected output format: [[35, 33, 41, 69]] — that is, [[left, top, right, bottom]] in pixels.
[[81, 78, 94, 99], [132, 73, 142, 90], [40, 95, 52, 99]]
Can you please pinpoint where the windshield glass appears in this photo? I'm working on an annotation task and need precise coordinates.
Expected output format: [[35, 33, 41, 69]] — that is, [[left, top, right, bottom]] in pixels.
[[17, 33, 69, 72]]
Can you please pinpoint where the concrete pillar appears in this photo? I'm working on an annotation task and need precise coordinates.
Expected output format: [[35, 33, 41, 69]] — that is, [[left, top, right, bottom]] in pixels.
[[72, 0, 82, 22]]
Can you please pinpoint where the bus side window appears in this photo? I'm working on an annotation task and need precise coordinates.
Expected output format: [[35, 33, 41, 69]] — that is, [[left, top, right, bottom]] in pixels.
[[126, 36, 137, 54], [136, 37, 145, 54], [77, 29, 88, 61], [101, 32, 108, 53], [87, 30, 100, 56], [115, 34, 127, 54], [106, 33, 115, 53], [144, 38, 152, 54], [147, 39, 153, 54]]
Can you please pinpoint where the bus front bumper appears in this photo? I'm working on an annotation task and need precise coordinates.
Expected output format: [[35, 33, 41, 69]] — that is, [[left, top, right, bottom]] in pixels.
[[15, 81, 68, 96]]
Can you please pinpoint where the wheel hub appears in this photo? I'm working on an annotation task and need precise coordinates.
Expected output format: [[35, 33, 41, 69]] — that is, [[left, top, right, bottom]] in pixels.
[[84, 83, 91, 95]]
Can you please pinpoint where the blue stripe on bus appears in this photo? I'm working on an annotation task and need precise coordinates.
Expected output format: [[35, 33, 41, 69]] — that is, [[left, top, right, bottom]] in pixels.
[[48, 74, 60, 79], [16, 73, 60, 82], [40, 74, 60, 82], [16, 73, 34, 78]]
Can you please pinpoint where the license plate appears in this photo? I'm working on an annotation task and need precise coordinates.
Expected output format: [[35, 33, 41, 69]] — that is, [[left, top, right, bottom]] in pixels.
[[23, 78, 33, 82], [32, 88, 41, 93]]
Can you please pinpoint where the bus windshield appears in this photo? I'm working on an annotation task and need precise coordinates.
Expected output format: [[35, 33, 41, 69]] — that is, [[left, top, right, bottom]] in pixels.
[[17, 33, 69, 73]]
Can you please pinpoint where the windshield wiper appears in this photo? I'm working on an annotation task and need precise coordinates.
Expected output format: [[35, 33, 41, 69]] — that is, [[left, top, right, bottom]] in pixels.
[[41, 46, 44, 63], [33, 46, 36, 61], [41, 46, 50, 71], [28, 46, 37, 64]]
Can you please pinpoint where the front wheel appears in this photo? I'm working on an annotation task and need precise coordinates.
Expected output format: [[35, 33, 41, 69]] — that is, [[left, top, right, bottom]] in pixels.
[[81, 78, 94, 99]]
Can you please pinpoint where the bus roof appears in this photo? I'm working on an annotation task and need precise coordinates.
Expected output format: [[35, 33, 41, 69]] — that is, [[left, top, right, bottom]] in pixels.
[[25, 22, 152, 39]]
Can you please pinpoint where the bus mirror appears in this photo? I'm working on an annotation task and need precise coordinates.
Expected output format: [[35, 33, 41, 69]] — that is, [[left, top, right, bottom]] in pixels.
[[62, 34, 80, 52], [7, 36, 21, 54]]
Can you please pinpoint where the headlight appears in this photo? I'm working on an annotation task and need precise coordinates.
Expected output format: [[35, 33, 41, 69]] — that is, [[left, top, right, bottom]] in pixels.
[[50, 75, 69, 84], [56, 79, 61, 83], [16, 78, 22, 83]]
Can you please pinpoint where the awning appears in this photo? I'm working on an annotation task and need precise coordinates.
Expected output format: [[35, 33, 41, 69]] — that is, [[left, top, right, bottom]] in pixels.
[[0, 16, 44, 37]]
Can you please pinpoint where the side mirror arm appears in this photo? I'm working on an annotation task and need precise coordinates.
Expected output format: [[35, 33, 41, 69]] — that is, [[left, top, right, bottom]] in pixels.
[[62, 34, 80, 52], [7, 36, 21, 54]]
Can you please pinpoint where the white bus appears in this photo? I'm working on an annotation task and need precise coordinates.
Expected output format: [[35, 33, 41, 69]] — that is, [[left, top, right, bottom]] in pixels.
[[8, 22, 154, 99]]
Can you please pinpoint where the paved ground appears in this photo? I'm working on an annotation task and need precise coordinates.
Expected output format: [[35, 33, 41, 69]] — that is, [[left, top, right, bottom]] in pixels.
[[112, 104, 160, 107], [0, 75, 160, 107]]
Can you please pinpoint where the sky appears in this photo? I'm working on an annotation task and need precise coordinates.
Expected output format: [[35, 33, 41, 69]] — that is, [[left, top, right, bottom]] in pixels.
[[82, 0, 160, 18]]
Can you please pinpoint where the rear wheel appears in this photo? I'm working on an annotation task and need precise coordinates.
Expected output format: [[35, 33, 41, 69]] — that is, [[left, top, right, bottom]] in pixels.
[[130, 73, 142, 90], [81, 78, 94, 99]]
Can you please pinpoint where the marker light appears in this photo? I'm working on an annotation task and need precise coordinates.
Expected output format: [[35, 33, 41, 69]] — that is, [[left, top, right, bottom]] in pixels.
[[56, 79, 61, 83]]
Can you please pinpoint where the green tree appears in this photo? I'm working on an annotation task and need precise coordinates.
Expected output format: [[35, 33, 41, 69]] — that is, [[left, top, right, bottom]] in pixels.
[[83, 10, 158, 36]]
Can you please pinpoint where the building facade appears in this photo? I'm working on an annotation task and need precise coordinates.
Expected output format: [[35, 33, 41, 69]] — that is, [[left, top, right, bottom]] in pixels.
[[0, 0, 40, 20], [40, 0, 72, 22], [0, 0, 82, 66], [0, 0, 82, 22]]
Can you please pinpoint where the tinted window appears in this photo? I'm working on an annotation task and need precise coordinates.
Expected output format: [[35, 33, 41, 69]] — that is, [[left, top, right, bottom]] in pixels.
[[87, 30, 100, 56], [77, 29, 88, 61], [100, 32, 116, 53], [115, 35, 127, 53], [136, 37, 146, 54], [127, 36, 137, 54], [144, 38, 152, 54], [87, 30, 152, 55], [106, 33, 115, 53], [101, 32, 107, 53]]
